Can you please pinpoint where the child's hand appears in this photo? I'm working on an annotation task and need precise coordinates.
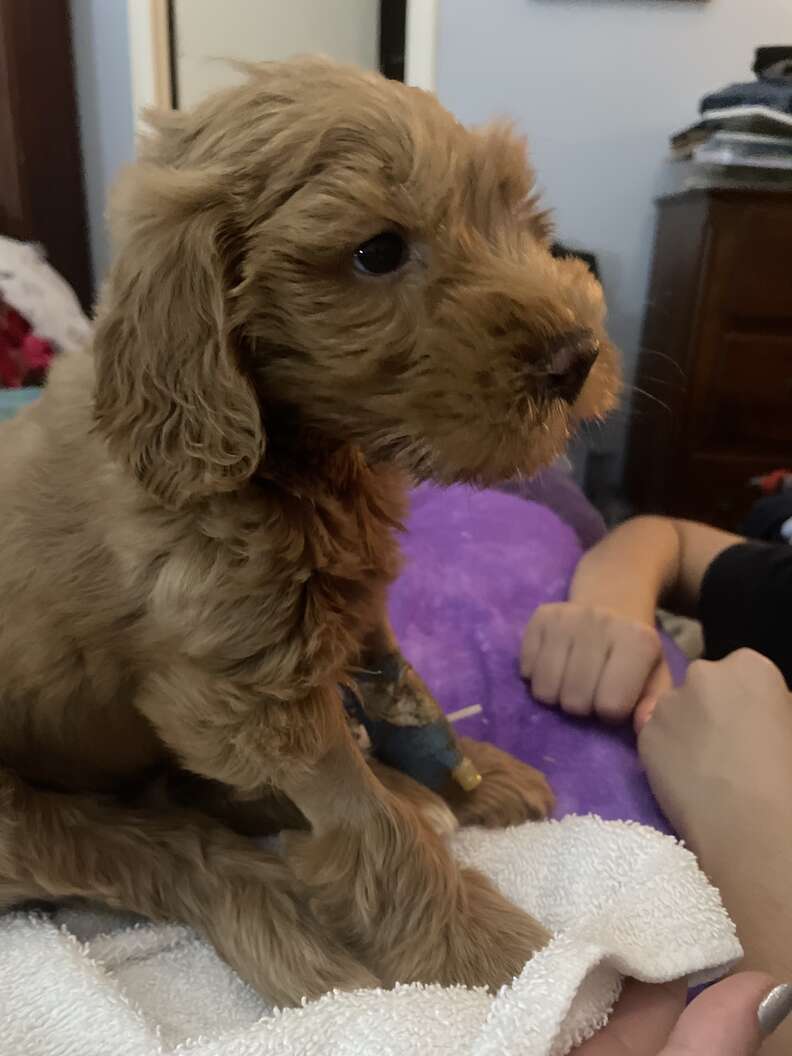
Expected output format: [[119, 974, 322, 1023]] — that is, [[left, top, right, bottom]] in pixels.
[[520, 602, 671, 723]]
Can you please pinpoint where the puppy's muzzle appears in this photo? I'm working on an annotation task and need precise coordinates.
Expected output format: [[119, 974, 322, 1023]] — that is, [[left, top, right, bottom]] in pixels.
[[540, 329, 600, 404]]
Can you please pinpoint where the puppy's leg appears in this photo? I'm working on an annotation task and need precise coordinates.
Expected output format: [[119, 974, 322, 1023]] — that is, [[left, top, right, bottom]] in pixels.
[[282, 746, 551, 990], [155, 760, 456, 839], [136, 671, 550, 990], [140, 768, 309, 837], [354, 619, 481, 792], [359, 621, 555, 827], [366, 759, 458, 837], [0, 768, 376, 1006]]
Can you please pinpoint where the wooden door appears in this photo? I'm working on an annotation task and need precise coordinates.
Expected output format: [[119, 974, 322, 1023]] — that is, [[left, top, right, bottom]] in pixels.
[[0, 0, 91, 309]]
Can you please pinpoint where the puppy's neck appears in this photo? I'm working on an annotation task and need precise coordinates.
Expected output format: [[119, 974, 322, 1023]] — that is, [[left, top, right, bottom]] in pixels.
[[254, 404, 398, 506], [259, 441, 364, 496]]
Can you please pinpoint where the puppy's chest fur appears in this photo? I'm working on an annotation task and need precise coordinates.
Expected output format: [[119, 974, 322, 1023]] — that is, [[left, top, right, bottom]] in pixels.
[[146, 454, 406, 695]]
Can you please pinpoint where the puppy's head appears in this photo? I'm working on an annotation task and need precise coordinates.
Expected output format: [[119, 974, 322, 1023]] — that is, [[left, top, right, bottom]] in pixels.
[[94, 58, 620, 505]]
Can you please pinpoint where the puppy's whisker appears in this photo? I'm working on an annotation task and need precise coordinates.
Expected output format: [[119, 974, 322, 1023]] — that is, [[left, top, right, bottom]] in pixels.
[[619, 383, 672, 415], [639, 347, 687, 380]]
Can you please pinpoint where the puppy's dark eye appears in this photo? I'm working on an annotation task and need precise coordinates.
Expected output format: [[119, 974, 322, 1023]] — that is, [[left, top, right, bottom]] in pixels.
[[353, 232, 407, 276]]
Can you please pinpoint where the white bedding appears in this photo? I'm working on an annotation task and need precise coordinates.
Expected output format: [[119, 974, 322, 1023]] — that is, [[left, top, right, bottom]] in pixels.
[[0, 816, 741, 1056]]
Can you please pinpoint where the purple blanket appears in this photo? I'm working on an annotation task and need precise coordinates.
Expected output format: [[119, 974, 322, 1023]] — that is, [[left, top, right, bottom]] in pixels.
[[390, 485, 683, 833]]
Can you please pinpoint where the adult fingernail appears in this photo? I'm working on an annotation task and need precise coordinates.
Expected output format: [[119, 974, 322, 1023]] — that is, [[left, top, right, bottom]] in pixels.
[[758, 984, 792, 1035]]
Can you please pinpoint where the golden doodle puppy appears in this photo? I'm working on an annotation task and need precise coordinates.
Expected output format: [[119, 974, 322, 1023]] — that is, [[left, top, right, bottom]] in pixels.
[[0, 59, 619, 1005]]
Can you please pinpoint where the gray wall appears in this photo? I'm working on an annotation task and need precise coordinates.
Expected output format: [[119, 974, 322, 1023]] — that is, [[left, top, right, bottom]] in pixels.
[[435, 0, 792, 476], [70, 0, 135, 290]]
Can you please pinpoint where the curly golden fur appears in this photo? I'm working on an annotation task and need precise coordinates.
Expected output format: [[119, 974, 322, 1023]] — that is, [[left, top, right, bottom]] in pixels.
[[0, 59, 619, 1004]]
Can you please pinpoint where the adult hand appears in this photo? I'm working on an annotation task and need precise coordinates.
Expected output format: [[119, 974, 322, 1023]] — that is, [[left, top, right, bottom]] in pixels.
[[577, 972, 785, 1055], [521, 603, 671, 723], [637, 649, 792, 1056], [636, 649, 792, 841]]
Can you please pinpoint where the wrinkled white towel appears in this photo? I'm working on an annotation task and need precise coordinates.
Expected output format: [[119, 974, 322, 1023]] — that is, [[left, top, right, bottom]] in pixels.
[[0, 816, 742, 1056]]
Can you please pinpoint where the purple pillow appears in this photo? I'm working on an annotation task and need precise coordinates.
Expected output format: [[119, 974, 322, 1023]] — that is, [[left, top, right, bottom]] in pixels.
[[390, 485, 680, 833]]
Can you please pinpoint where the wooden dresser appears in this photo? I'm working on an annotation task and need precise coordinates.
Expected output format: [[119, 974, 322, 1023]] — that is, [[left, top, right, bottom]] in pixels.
[[625, 189, 792, 529]]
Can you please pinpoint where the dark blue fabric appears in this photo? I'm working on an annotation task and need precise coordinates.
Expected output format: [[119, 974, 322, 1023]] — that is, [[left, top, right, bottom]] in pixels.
[[341, 684, 461, 790], [701, 79, 792, 115]]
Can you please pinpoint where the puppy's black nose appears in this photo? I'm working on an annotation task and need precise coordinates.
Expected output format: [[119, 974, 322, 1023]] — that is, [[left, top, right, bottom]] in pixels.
[[543, 329, 599, 403]]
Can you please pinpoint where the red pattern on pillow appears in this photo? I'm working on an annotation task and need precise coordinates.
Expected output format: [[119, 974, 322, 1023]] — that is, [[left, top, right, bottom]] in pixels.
[[0, 296, 57, 388]]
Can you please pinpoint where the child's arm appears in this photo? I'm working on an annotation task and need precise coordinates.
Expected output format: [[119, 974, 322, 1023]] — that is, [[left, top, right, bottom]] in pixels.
[[571, 515, 743, 617]]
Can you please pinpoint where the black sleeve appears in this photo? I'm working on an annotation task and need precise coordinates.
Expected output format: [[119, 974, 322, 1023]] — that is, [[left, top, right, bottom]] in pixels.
[[699, 542, 792, 688]]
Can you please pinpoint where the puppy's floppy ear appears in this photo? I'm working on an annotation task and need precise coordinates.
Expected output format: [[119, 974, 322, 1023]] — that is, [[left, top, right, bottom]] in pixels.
[[93, 163, 264, 507]]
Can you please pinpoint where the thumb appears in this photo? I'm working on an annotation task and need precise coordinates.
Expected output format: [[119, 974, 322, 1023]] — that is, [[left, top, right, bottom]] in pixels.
[[634, 662, 673, 733], [633, 694, 657, 734], [661, 973, 783, 1056]]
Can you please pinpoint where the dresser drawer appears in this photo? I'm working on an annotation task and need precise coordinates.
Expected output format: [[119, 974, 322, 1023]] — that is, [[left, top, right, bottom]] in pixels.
[[693, 331, 792, 454], [719, 203, 792, 323], [627, 189, 792, 527]]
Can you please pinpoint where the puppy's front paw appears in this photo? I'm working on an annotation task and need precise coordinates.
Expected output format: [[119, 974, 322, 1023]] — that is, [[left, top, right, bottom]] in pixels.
[[282, 796, 549, 992], [374, 859, 550, 991], [445, 737, 554, 828], [442, 867, 551, 990]]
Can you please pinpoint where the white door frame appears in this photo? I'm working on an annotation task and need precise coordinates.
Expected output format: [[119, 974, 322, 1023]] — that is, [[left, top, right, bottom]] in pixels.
[[127, 0, 173, 121], [405, 0, 439, 92], [127, 0, 439, 124]]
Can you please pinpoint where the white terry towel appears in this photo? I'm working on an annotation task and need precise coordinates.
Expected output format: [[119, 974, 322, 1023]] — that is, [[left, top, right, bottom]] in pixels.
[[0, 815, 742, 1056]]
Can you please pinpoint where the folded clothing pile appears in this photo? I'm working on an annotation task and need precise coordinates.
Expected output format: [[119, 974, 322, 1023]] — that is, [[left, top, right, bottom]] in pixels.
[[668, 46, 792, 191], [701, 45, 792, 115]]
